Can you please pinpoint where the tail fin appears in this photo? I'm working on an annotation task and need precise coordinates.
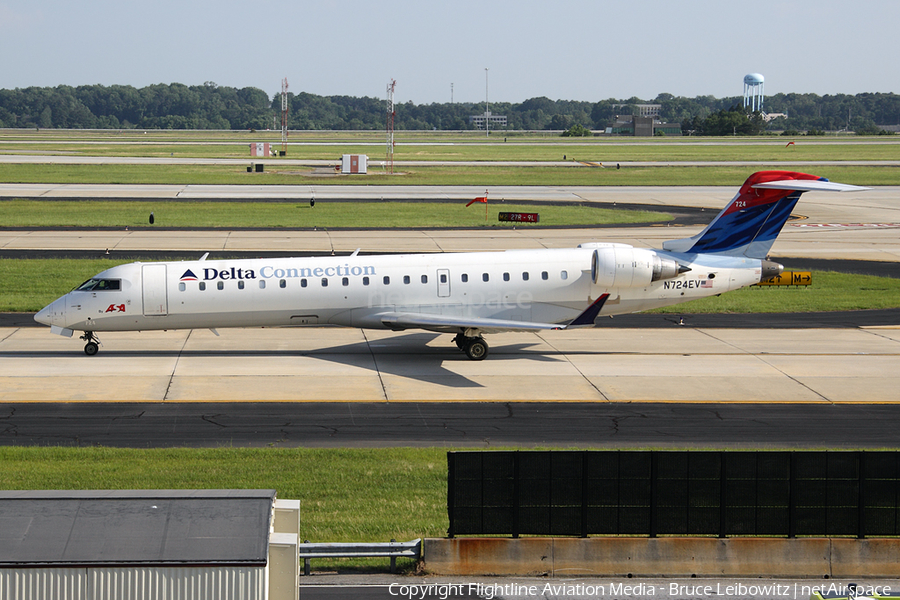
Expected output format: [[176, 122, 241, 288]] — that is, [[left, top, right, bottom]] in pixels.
[[662, 171, 868, 259]]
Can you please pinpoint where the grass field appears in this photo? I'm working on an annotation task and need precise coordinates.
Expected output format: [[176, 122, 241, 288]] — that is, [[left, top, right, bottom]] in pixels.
[[2, 129, 899, 162], [0, 447, 450, 546], [1, 129, 899, 186], [3, 258, 898, 313], [647, 270, 900, 313], [0, 199, 667, 228], [0, 163, 896, 187]]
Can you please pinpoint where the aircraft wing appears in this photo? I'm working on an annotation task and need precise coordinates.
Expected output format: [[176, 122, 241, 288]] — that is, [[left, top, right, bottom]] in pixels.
[[376, 294, 610, 333], [378, 312, 565, 333]]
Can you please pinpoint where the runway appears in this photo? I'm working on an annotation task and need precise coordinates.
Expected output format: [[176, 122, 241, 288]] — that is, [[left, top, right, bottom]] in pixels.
[[3, 401, 900, 449]]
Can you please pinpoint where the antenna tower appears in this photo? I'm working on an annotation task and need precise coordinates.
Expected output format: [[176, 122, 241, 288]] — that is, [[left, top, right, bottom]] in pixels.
[[386, 79, 396, 174], [281, 78, 289, 155]]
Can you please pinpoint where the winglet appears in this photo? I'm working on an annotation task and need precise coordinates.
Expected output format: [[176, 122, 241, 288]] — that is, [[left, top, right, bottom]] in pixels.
[[566, 294, 610, 328]]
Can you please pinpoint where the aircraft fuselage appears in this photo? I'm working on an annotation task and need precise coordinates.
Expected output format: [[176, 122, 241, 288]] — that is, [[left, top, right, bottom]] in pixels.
[[36, 246, 761, 336]]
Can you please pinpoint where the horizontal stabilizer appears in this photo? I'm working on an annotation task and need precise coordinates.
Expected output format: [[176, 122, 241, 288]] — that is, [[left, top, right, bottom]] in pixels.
[[752, 180, 869, 193]]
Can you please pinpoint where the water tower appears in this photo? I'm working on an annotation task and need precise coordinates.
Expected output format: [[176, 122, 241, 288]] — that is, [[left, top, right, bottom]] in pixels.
[[743, 73, 765, 112]]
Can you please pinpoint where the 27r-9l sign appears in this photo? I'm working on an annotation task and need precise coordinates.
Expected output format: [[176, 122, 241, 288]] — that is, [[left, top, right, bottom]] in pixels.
[[498, 212, 540, 223]]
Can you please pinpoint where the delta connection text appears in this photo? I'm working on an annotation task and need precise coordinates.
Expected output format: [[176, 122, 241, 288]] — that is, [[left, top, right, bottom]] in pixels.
[[184, 263, 537, 309], [186, 262, 378, 282], [387, 581, 892, 600]]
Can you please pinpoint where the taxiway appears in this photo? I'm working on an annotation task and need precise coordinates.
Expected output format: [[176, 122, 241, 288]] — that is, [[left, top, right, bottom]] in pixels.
[[1, 184, 897, 414]]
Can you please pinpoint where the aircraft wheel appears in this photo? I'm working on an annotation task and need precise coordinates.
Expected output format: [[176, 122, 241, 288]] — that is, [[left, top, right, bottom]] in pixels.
[[84, 342, 99, 356], [464, 338, 489, 361]]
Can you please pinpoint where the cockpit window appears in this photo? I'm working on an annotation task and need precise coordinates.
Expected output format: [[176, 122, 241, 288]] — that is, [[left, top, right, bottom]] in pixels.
[[75, 278, 121, 291]]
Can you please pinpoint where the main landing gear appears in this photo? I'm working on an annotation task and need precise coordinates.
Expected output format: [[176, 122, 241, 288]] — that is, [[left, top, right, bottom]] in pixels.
[[80, 331, 100, 356], [453, 332, 489, 361]]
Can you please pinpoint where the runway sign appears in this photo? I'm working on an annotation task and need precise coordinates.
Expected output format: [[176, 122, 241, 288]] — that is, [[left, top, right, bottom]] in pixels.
[[498, 212, 539, 223], [756, 271, 812, 286]]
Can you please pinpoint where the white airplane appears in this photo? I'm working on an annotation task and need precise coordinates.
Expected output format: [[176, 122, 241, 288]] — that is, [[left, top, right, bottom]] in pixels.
[[35, 171, 866, 359]]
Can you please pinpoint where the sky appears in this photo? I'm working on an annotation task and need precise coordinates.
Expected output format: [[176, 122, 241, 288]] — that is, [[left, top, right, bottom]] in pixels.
[[1, 0, 898, 105]]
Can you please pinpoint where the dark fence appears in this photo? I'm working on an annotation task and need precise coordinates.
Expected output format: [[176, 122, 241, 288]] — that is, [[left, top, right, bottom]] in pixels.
[[447, 451, 900, 538]]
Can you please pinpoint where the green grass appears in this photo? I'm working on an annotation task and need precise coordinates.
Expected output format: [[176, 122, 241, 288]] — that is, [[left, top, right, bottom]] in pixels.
[[3, 129, 899, 162], [0, 199, 667, 228], [0, 258, 113, 312], [3, 258, 898, 313], [0, 447, 449, 544], [0, 163, 896, 186], [649, 270, 900, 313]]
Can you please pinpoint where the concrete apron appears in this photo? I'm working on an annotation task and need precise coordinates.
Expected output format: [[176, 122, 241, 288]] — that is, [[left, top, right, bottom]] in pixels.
[[423, 537, 900, 578]]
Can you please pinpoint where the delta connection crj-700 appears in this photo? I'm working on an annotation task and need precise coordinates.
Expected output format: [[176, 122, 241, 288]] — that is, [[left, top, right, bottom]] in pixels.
[[35, 171, 867, 360]]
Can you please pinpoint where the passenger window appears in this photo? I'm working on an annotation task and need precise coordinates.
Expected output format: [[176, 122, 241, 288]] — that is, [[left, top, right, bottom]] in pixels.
[[363, 276, 370, 286], [279, 279, 286, 288], [523, 272, 529, 281], [199, 282, 206, 291], [322, 278, 328, 287], [238, 280, 245, 290], [403, 275, 411, 284], [383, 276, 390, 285], [542, 271, 549, 280], [421, 274, 428, 284], [301, 279, 308, 288], [217, 281, 224, 290], [482, 273, 489, 282], [342, 277, 349, 286], [178, 282, 186, 292], [503, 273, 510, 282], [259, 280, 266, 289], [561, 270, 568, 280], [440, 274, 447, 284], [461, 274, 468, 283]]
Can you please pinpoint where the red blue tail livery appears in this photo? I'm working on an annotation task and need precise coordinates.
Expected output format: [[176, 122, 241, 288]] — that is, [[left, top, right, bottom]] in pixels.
[[663, 171, 866, 258]]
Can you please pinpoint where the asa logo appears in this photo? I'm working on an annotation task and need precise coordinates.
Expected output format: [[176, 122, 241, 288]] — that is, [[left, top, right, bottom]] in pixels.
[[106, 304, 126, 313], [180, 269, 199, 281]]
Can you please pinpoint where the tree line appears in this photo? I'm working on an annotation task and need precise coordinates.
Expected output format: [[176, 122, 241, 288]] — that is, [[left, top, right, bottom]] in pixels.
[[0, 82, 897, 134]]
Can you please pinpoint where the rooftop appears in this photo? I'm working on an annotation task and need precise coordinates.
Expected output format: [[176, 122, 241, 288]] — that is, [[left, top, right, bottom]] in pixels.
[[0, 490, 276, 567]]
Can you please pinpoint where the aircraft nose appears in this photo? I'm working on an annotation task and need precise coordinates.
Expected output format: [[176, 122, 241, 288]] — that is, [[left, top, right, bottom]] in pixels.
[[34, 297, 64, 326]]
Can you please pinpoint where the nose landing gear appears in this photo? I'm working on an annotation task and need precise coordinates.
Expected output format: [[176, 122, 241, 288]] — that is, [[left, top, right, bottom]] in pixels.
[[80, 331, 100, 356]]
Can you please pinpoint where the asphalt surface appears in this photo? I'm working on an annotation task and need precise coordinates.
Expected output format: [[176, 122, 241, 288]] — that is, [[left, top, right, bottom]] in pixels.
[[3, 401, 900, 449]]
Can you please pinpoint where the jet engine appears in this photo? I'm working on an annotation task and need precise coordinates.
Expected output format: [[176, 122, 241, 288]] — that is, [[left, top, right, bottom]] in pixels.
[[591, 247, 686, 288]]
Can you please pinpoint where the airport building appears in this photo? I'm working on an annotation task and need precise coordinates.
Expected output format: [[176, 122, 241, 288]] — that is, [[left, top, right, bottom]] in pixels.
[[0, 490, 300, 600], [614, 103, 662, 118], [469, 111, 507, 130], [604, 115, 682, 136]]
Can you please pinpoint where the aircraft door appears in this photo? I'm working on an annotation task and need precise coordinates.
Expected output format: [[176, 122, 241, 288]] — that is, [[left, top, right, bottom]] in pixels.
[[142, 264, 168, 316], [437, 268, 451, 297]]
